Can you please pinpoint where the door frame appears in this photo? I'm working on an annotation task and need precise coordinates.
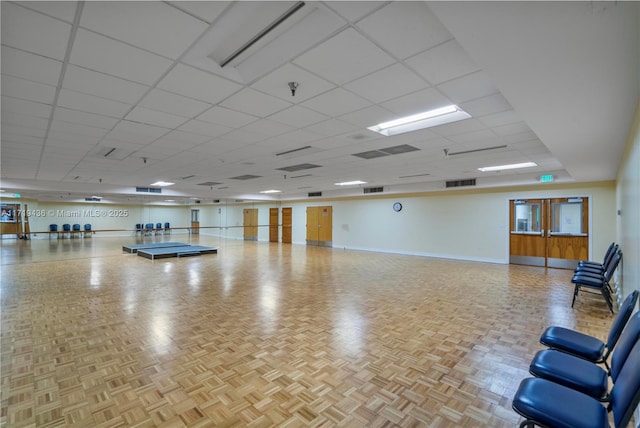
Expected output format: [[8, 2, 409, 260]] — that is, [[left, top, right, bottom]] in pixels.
[[506, 195, 592, 267]]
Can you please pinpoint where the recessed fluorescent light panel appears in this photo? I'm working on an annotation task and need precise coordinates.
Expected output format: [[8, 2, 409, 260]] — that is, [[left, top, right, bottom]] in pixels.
[[335, 180, 367, 186], [151, 181, 175, 186], [368, 105, 471, 137], [260, 190, 282, 194], [477, 162, 537, 172]]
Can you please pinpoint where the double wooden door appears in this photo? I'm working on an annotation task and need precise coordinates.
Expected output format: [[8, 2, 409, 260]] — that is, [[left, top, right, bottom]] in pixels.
[[509, 197, 589, 269], [306, 206, 332, 247]]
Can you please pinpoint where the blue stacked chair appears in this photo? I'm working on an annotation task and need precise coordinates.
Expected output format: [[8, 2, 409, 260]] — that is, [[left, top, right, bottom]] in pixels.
[[529, 292, 639, 402], [540, 289, 637, 372], [513, 327, 640, 428], [164, 222, 171, 235], [155, 222, 163, 235], [49, 224, 58, 239], [571, 250, 622, 313], [72, 223, 81, 238], [62, 223, 71, 238], [84, 224, 92, 237]]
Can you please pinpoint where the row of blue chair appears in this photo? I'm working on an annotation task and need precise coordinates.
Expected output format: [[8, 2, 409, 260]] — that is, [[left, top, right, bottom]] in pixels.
[[135, 223, 170, 236], [572, 242, 622, 313], [512, 290, 640, 427], [49, 223, 92, 238]]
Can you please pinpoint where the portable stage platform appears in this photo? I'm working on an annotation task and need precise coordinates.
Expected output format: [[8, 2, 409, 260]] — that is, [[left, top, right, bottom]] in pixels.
[[136, 245, 218, 260], [122, 242, 187, 253]]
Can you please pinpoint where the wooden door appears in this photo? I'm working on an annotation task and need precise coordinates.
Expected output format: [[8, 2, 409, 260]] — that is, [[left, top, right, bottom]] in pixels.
[[269, 208, 279, 242], [191, 209, 200, 235], [243, 208, 258, 241], [509, 197, 589, 269], [547, 197, 589, 269], [306, 206, 332, 247], [282, 207, 292, 243]]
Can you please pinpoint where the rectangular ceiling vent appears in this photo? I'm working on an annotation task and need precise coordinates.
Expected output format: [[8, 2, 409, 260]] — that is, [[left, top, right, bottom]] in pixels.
[[84, 197, 102, 202], [445, 179, 476, 188], [353, 144, 420, 160], [364, 186, 384, 194], [136, 187, 162, 193], [197, 181, 223, 186], [229, 175, 262, 180], [308, 191, 322, 197], [277, 163, 321, 172]]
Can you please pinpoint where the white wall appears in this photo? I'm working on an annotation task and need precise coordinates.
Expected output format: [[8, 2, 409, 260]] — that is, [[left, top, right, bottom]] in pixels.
[[617, 100, 640, 299]]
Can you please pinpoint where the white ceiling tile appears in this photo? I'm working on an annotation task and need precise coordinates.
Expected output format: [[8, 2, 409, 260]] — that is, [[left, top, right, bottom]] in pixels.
[[445, 129, 499, 144], [478, 110, 523, 128], [57, 89, 132, 118], [323, 2, 386, 23], [1, 46, 63, 86], [268, 106, 329, 128], [126, 106, 189, 129], [493, 122, 533, 137], [1, 75, 56, 104], [220, 88, 291, 118], [111, 120, 170, 138], [178, 119, 232, 138], [157, 63, 242, 104], [241, 119, 295, 137], [381, 88, 452, 117], [302, 88, 371, 117], [168, 1, 229, 24], [19, 1, 78, 23], [1, 3, 71, 60], [431, 118, 486, 137], [344, 64, 427, 104], [81, 2, 207, 59], [293, 28, 395, 85], [306, 119, 360, 137], [1, 111, 49, 130], [70, 29, 173, 85], [50, 120, 109, 138], [460, 94, 512, 117], [437, 71, 499, 104], [340, 105, 396, 128], [2, 126, 46, 141], [139, 89, 211, 118], [251, 63, 336, 102], [1, 96, 52, 119], [196, 106, 258, 128], [53, 107, 120, 130], [159, 130, 213, 145], [406, 39, 480, 85], [356, 2, 452, 59], [62, 65, 150, 105]]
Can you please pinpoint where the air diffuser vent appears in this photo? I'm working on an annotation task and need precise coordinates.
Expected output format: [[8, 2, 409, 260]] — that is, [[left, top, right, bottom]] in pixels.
[[445, 179, 476, 188], [136, 187, 162, 193], [363, 187, 384, 194], [308, 191, 322, 197]]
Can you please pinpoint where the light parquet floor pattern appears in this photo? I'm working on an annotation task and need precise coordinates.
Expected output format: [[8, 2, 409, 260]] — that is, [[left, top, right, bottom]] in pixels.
[[1, 236, 617, 427]]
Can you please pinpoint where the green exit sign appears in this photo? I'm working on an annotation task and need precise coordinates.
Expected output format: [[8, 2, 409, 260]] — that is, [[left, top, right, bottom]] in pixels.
[[540, 174, 554, 183]]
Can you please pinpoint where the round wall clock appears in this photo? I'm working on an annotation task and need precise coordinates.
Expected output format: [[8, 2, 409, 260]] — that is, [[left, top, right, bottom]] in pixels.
[[393, 202, 402, 212]]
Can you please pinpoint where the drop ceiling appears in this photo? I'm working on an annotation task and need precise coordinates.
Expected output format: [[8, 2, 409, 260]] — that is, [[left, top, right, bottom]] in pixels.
[[1, 1, 638, 205]]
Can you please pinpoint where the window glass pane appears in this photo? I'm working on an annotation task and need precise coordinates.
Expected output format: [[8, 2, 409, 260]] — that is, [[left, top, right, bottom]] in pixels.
[[514, 203, 540, 232], [552, 202, 582, 234]]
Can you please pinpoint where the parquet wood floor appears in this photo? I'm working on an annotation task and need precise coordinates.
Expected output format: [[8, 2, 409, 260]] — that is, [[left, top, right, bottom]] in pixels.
[[1, 236, 617, 427]]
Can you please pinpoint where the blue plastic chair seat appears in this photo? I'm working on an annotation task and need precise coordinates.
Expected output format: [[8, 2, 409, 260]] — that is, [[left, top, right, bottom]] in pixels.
[[529, 349, 608, 399], [539, 326, 605, 361], [512, 378, 608, 428]]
